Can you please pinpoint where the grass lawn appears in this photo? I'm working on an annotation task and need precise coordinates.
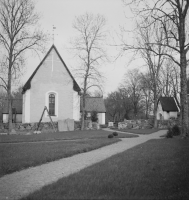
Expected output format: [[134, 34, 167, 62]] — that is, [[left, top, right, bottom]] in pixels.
[[22, 136, 189, 200], [0, 130, 138, 143], [111, 127, 164, 134], [0, 130, 138, 177], [0, 138, 120, 177]]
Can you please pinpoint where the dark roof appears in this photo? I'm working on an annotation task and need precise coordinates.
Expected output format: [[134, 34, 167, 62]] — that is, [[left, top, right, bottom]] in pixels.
[[2, 99, 22, 114], [81, 97, 106, 113], [158, 97, 178, 112], [22, 45, 81, 94]]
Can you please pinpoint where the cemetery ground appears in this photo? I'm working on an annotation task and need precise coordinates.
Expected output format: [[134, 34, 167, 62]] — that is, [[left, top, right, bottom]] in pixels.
[[22, 135, 189, 200], [0, 130, 138, 177]]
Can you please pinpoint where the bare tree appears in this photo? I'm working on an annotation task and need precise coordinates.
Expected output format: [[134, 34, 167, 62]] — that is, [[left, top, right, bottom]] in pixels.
[[121, 18, 167, 127], [160, 60, 181, 109], [139, 73, 153, 119], [104, 92, 119, 122], [121, 69, 143, 119], [105, 91, 127, 122], [126, 0, 189, 136], [71, 13, 107, 130], [0, 0, 47, 133], [117, 88, 133, 120]]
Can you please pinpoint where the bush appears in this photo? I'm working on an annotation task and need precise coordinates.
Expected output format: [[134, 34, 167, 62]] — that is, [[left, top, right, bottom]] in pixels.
[[113, 132, 118, 136], [166, 127, 173, 138], [172, 124, 180, 136], [108, 134, 114, 138], [166, 124, 180, 138], [91, 111, 98, 122]]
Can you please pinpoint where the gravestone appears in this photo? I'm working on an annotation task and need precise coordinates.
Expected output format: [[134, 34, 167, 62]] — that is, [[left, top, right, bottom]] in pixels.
[[108, 122, 114, 127], [66, 118, 74, 131], [58, 120, 68, 131]]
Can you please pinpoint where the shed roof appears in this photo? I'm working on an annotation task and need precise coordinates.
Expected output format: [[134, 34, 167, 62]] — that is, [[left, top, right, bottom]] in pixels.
[[159, 97, 178, 112], [81, 97, 106, 113], [22, 45, 81, 94], [2, 99, 22, 114]]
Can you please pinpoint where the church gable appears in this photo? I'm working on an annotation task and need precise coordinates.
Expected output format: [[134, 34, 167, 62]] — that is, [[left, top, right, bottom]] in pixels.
[[32, 48, 71, 86], [22, 45, 81, 123], [22, 45, 80, 94]]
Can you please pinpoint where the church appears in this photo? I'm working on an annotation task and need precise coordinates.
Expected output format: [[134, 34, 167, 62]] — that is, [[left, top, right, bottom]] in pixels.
[[22, 45, 81, 123]]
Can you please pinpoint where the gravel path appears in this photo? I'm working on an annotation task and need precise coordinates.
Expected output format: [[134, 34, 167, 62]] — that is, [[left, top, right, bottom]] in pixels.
[[0, 129, 166, 200]]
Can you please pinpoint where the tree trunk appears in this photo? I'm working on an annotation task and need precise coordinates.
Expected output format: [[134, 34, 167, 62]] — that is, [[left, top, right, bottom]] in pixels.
[[179, 16, 188, 137], [8, 66, 12, 134], [180, 54, 188, 137], [81, 78, 87, 130], [81, 95, 85, 130], [153, 91, 158, 128], [145, 98, 149, 119]]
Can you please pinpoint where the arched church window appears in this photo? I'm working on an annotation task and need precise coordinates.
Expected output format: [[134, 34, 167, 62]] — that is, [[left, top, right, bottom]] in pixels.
[[49, 94, 55, 116]]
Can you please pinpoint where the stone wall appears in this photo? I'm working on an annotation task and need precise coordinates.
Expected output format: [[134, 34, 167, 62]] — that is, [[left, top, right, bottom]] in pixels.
[[118, 120, 151, 130], [0, 122, 58, 133], [0, 119, 101, 133], [0, 121, 77, 133], [118, 118, 179, 130]]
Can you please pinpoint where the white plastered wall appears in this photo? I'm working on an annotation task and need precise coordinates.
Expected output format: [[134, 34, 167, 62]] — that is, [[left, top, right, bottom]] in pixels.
[[3, 114, 8, 123], [22, 90, 30, 123], [157, 101, 178, 120], [98, 113, 105, 125], [73, 91, 80, 121]]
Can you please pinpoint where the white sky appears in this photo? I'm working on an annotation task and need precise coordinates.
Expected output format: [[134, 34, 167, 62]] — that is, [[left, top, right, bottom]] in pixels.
[[23, 0, 141, 97]]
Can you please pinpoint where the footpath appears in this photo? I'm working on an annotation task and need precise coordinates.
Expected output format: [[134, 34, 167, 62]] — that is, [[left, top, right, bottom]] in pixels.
[[0, 129, 167, 200]]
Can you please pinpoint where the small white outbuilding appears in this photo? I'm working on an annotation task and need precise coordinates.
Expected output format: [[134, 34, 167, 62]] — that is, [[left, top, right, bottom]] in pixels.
[[157, 97, 179, 120]]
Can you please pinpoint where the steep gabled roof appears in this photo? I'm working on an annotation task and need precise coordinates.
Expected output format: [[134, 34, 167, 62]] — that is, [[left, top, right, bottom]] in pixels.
[[158, 97, 178, 112], [81, 97, 106, 113], [22, 45, 81, 94]]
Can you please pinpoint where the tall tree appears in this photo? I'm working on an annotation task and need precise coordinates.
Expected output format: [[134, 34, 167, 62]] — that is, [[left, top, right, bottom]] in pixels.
[[126, 0, 189, 136], [105, 91, 127, 122], [139, 73, 153, 119], [117, 88, 133, 120], [121, 69, 143, 119], [121, 19, 167, 127], [71, 13, 107, 130], [0, 0, 47, 133], [160, 60, 180, 109]]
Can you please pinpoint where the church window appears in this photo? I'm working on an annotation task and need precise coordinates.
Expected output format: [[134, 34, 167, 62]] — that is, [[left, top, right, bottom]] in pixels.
[[49, 94, 55, 116]]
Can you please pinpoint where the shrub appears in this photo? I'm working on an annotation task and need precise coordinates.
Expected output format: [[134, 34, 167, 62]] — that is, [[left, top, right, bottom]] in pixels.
[[91, 111, 98, 122], [166, 127, 173, 138], [108, 134, 114, 138], [166, 124, 180, 138], [113, 132, 118, 136], [172, 124, 180, 136]]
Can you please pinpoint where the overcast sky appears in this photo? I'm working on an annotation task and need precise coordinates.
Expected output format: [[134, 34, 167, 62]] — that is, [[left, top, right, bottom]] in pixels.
[[23, 0, 140, 96]]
